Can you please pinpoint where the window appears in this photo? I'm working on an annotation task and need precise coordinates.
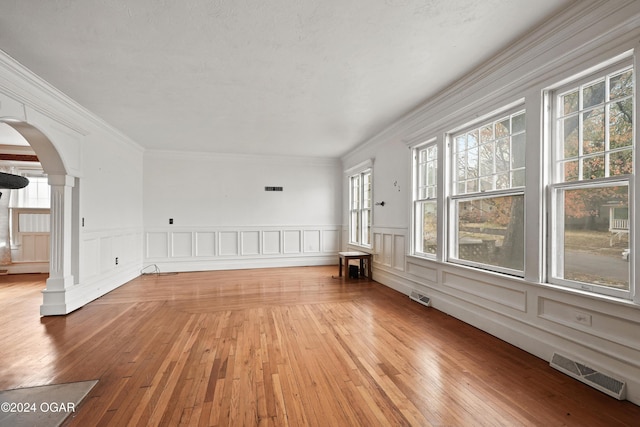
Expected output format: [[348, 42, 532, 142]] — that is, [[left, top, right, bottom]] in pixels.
[[10, 175, 50, 208], [450, 109, 526, 275], [349, 169, 372, 247], [549, 62, 634, 298], [7, 173, 51, 263], [413, 142, 438, 256]]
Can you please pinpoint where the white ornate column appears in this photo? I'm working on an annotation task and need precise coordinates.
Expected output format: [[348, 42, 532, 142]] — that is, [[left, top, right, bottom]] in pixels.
[[41, 174, 75, 315]]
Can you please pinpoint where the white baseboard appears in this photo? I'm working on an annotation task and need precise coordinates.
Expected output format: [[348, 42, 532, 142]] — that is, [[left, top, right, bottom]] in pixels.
[[145, 255, 338, 273]]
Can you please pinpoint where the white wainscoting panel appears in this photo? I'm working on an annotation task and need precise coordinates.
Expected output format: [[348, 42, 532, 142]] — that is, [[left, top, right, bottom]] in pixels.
[[539, 297, 640, 351], [284, 230, 301, 254], [382, 234, 393, 266], [196, 232, 216, 257], [322, 230, 340, 253], [82, 237, 100, 278], [100, 237, 113, 273], [172, 232, 193, 258], [442, 271, 527, 312], [303, 230, 321, 253], [373, 233, 382, 263], [220, 231, 239, 256], [147, 232, 169, 258], [393, 235, 405, 271], [82, 229, 143, 281], [20, 233, 50, 262], [372, 228, 407, 272], [242, 231, 261, 256], [143, 226, 340, 271], [122, 233, 138, 265], [263, 231, 281, 254], [407, 260, 438, 284]]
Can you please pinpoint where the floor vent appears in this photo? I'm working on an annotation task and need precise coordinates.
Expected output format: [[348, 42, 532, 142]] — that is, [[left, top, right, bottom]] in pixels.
[[409, 291, 431, 307], [550, 353, 626, 400]]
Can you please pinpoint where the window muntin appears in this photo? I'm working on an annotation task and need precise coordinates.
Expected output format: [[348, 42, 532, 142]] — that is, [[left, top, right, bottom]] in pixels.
[[550, 62, 634, 298], [454, 111, 526, 195], [450, 109, 526, 275], [414, 143, 437, 256], [556, 67, 633, 182], [349, 169, 372, 247]]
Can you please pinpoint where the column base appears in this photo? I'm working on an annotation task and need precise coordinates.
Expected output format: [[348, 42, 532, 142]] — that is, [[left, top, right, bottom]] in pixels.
[[45, 275, 75, 291], [40, 288, 69, 316]]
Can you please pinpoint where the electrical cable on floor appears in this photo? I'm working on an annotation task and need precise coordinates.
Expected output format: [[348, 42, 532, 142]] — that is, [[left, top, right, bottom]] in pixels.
[[140, 264, 178, 276]]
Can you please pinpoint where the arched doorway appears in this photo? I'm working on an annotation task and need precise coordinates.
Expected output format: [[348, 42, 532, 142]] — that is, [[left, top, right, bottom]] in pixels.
[[0, 119, 78, 316]]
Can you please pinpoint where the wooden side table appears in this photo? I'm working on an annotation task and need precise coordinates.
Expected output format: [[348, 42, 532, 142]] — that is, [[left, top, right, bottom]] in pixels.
[[338, 251, 372, 279]]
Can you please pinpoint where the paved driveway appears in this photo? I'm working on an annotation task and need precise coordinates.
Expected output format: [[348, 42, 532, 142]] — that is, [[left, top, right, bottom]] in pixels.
[[564, 249, 629, 284]]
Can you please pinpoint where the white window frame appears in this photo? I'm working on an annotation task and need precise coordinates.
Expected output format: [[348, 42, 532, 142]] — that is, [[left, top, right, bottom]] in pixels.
[[547, 58, 635, 299], [348, 167, 372, 248], [412, 139, 438, 258], [448, 107, 527, 277]]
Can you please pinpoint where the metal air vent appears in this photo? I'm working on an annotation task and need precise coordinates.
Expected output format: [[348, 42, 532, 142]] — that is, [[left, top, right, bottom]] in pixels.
[[550, 353, 626, 400], [409, 290, 431, 307]]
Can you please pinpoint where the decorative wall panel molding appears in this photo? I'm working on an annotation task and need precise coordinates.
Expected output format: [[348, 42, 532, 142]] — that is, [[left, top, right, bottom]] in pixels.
[[406, 260, 438, 284], [322, 229, 339, 253], [81, 228, 143, 282], [241, 231, 260, 256], [372, 227, 407, 272], [146, 232, 169, 259], [195, 232, 216, 257], [442, 271, 527, 312], [219, 231, 239, 256], [171, 232, 192, 258], [539, 297, 640, 353], [263, 231, 281, 255], [303, 230, 320, 253], [393, 235, 405, 271], [382, 234, 393, 266], [144, 226, 341, 270], [283, 230, 301, 254]]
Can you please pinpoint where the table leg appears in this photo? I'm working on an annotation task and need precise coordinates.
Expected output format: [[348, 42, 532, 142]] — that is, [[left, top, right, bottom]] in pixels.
[[339, 257, 343, 277]]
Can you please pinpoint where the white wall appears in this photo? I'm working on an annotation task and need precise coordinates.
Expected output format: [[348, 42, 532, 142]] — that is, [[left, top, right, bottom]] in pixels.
[[143, 150, 341, 271], [0, 51, 144, 314], [342, 0, 640, 406], [77, 127, 144, 303]]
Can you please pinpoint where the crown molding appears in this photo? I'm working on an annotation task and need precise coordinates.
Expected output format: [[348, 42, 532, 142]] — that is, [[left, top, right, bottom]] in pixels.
[[0, 49, 144, 153], [144, 148, 341, 167], [342, 0, 640, 163]]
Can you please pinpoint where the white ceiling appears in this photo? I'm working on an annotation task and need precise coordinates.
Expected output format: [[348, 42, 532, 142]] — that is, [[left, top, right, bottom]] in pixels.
[[0, 0, 570, 158]]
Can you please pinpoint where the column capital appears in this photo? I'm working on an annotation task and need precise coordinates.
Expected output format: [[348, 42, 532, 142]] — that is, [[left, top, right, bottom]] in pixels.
[[48, 174, 75, 187]]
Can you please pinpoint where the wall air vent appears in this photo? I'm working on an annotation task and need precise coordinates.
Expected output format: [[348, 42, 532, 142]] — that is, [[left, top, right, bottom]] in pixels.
[[409, 290, 431, 307], [550, 352, 626, 400], [265, 186, 283, 192]]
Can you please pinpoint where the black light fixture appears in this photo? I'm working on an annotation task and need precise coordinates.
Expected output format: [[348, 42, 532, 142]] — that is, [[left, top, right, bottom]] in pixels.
[[0, 171, 29, 199]]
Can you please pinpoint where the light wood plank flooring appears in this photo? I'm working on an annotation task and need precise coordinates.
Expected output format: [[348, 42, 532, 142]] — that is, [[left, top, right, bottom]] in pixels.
[[1, 266, 639, 426]]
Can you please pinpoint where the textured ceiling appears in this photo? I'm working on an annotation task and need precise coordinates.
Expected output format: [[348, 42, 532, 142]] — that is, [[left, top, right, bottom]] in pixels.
[[0, 0, 569, 158]]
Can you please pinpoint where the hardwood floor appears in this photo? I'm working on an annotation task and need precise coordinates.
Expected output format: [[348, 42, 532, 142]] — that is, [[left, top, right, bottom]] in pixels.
[[1, 266, 639, 426]]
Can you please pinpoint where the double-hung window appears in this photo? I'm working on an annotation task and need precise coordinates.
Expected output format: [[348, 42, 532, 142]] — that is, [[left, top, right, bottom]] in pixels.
[[450, 109, 526, 275], [549, 60, 634, 298], [349, 169, 372, 247], [413, 142, 438, 256]]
